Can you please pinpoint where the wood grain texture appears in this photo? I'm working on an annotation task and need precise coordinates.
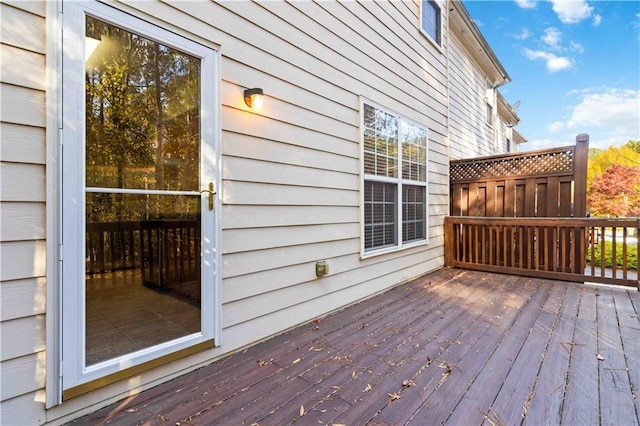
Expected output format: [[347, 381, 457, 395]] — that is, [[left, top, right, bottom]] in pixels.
[[0, 123, 46, 164], [1, 202, 46, 241], [71, 270, 640, 426], [0, 3, 46, 53], [0, 277, 46, 321]]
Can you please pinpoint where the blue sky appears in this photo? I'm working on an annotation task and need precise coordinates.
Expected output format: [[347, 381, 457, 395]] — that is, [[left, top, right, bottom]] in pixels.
[[464, 0, 640, 151]]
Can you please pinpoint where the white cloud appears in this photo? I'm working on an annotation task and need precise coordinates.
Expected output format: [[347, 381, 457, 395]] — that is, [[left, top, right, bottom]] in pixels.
[[516, 28, 533, 40], [523, 49, 575, 72], [569, 41, 584, 53], [592, 14, 602, 26], [515, 0, 537, 9], [549, 121, 566, 132], [553, 89, 640, 148], [542, 27, 562, 49], [565, 89, 639, 129], [549, 0, 594, 24]]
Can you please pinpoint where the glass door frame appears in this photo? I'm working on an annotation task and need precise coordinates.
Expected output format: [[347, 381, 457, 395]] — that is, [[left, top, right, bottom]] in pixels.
[[60, 1, 220, 398]]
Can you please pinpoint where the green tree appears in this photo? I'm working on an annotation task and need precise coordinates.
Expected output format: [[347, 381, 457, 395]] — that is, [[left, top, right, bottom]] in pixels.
[[84, 16, 201, 222], [625, 140, 640, 154]]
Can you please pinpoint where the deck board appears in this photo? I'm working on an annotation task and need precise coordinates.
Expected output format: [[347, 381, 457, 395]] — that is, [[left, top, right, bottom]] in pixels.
[[71, 269, 640, 426], [562, 288, 601, 425], [523, 282, 579, 425], [597, 288, 638, 425]]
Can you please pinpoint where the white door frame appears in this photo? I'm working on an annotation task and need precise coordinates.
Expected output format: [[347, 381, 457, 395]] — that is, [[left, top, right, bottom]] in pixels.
[[57, 0, 221, 401]]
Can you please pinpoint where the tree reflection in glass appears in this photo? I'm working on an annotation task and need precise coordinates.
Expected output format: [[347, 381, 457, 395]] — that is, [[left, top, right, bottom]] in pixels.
[[84, 17, 202, 366]]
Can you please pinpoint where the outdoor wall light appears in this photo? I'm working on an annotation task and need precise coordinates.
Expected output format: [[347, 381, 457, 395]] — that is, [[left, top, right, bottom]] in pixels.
[[244, 88, 264, 110]]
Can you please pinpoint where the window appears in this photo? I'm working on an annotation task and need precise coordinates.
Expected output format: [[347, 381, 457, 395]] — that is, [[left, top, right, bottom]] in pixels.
[[421, 0, 442, 46], [362, 102, 428, 254], [486, 82, 495, 126]]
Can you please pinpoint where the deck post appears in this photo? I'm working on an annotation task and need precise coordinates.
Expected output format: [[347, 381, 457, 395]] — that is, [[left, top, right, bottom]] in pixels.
[[637, 218, 640, 291], [573, 134, 589, 274], [445, 217, 453, 267]]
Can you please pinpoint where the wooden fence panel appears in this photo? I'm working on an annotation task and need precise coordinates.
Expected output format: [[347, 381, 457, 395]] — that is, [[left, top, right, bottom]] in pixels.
[[450, 135, 590, 274]]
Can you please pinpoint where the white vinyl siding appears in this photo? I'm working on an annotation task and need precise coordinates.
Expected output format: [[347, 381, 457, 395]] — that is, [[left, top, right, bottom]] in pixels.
[[448, 35, 497, 159], [0, 1, 47, 424]]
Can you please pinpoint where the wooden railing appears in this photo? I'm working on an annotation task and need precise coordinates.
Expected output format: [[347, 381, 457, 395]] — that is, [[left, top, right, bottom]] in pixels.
[[445, 216, 639, 288]]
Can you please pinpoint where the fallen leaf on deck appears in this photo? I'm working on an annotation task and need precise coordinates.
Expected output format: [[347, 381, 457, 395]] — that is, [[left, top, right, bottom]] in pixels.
[[388, 392, 401, 401], [257, 360, 266, 367], [402, 379, 416, 388], [352, 370, 356, 378], [364, 383, 372, 392], [126, 409, 136, 413], [597, 354, 605, 361], [293, 357, 302, 364], [300, 405, 305, 416]]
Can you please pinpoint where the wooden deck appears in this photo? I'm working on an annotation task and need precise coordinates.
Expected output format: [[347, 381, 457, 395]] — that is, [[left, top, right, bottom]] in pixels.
[[72, 269, 640, 425]]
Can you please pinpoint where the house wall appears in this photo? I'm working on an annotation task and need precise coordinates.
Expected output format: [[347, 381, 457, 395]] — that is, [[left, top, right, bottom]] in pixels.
[[448, 32, 497, 159], [1, 1, 452, 423], [0, 1, 48, 424]]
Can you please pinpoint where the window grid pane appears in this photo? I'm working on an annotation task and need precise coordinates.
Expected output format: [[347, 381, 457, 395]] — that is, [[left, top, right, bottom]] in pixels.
[[363, 107, 398, 178], [401, 123, 428, 182], [402, 185, 426, 243], [364, 181, 397, 250], [422, 0, 440, 43]]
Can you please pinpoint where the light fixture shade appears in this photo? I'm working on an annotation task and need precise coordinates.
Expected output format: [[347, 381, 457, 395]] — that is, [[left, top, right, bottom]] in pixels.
[[244, 88, 264, 110]]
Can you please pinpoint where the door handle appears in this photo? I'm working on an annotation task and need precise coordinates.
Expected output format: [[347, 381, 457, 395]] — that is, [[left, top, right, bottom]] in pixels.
[[200, 182, 216, 210]]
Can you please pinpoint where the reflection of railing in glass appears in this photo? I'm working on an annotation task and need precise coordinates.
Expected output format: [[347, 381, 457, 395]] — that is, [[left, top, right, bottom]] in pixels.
[[86, 220, 201, 301]]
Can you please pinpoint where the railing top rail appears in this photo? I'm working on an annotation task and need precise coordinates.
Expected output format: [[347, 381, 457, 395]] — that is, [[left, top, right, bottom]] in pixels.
[[446, 216, 640, 227]]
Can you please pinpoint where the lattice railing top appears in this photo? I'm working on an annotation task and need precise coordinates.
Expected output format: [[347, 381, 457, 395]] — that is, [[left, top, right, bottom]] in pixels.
[[450, 148, 575, 182]]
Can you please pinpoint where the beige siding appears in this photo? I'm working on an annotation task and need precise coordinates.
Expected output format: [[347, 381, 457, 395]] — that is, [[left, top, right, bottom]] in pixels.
[[1, 123, 46, 164], [448, 34, 496, 159], [3, 0, 453, 422], [0, 278, 46, 322], [0, 390, 46, 426], [0, 1, 47, 422], [134, 0, 447, 348]]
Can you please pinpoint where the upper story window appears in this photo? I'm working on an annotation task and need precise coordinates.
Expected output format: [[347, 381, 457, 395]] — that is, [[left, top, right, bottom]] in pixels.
[[421, 0, 442, 47], [362, 101, 429, 255], [486, 81, 495, 126]]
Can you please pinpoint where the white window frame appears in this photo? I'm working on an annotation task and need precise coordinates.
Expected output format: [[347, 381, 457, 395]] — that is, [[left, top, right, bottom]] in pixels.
[[57, 0, 221, 398], [486, 81, 495, 127], [420, 0, 444, 50], [360, 99, 429, 258]]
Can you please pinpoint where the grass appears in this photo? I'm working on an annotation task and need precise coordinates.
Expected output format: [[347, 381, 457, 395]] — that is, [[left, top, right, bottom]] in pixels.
[[586, 241, 638, 271]]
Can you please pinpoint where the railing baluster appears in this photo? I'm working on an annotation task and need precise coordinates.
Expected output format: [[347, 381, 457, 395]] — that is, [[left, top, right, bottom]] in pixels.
[[623, 227, 628, 280], [444, 216, 638, 288]]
